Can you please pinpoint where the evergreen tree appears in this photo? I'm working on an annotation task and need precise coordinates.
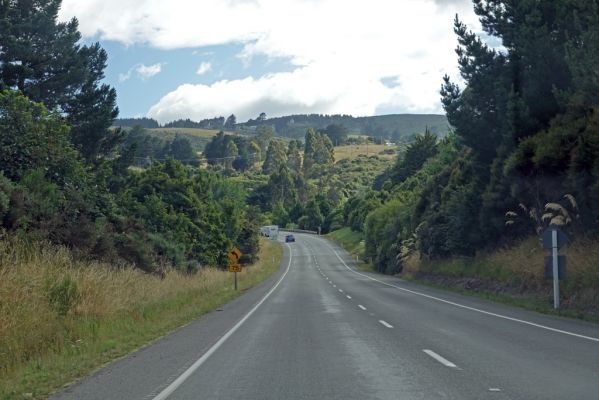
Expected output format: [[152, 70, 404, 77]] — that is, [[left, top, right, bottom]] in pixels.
[[224, 114, 237, 130], [262, 140, 287, 175], [287, 140, 303, 172], [0, 0, 121, 162], [303, 128, 318, 176]]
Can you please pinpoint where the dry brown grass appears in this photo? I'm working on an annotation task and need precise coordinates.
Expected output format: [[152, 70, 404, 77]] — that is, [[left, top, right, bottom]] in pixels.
[[410, 236, 599, 313], [0, 236, 281, 399], [333, 144, 397, 161]]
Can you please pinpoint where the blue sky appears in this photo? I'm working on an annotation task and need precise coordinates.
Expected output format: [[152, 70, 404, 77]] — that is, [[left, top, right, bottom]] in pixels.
[[100, 41, 296, 119], [61, 0, 482, 124]]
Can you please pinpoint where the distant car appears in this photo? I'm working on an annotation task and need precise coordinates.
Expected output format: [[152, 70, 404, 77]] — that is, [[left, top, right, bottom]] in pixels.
[[285, 234, 295, 243]]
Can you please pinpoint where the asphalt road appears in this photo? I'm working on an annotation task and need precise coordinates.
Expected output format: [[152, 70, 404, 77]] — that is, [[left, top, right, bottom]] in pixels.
[[53, 233, 599, 400]]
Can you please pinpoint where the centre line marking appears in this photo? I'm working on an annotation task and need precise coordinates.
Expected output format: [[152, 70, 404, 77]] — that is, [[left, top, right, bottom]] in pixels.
[[323, 241, 599, 343], [358, 305, 367, 310], [346, 295, 352, 299], [338, 289, 343, 293], [423, 349, 457, 368], [379, 320, 393, 328]]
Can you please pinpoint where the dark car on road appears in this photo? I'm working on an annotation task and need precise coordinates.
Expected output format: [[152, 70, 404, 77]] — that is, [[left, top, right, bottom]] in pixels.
[[285, 234, 295, 243]]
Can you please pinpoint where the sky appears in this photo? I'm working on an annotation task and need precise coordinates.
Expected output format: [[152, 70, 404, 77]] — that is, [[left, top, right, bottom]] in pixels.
[[58, 0, 483, 124]]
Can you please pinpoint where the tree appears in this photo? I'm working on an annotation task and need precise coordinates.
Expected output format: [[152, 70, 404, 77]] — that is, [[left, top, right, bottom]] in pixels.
[[254, 125, 275, 157], [224, 140, 238, 170], [167, 136, 199, 167], [0, 0, 121, 162], [389, 129, 438, 185], [323, 124, 348, 146], [0, 90, 83, 183], [303, 128, 318, 176], [287, 140, 302, 172], [224, 114, 237, 130], [262, 140, 287, 175]]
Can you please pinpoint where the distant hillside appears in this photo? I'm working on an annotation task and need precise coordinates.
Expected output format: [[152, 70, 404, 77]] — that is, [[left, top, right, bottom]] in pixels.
[[238, 113, 451, 140], [114, 113, 451, 141]]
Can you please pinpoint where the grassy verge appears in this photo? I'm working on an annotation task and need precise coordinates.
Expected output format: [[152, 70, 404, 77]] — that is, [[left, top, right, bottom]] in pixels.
[[0, 237, 282, 400], [325, 228, 373, 272], [403, 236, 599, 322]]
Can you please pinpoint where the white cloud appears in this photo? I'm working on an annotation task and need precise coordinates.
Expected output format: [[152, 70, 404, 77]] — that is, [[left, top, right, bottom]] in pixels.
[[60, 0, 482, 121], [136, 63, 163, 79], [196, 62, 212, 76], [118, 63, 163, 82]]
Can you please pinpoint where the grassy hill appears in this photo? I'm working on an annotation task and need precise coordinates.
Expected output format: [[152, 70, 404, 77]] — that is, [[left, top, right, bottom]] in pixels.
[[147, 127, 234, 138]]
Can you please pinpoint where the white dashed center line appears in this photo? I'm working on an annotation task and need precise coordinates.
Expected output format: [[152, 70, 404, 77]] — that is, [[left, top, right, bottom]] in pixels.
[[378, 320, 393, 328], [358, 305, 367, 310], [423, 349, 457, 368], [346, 295, 352, 299]]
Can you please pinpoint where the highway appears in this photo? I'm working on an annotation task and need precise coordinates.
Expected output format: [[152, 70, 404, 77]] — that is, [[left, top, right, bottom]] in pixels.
[[52, 233, 599, 400]]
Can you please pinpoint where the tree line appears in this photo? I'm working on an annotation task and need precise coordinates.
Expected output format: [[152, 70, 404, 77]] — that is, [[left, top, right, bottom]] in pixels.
[[0, 0, 258, 273], [340, 0, 599, 274]]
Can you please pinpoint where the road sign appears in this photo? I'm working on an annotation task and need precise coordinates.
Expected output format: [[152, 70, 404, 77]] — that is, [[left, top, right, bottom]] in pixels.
[[544, 256, 566, 279], [228, 264, 241, 273], [542, 227, 568, 249], [226, 246, 242, 263]]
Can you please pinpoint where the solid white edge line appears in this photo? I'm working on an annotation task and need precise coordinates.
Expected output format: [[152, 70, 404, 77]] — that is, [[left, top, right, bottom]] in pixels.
[[151, 245, 293, 400], [423, 349, 457, 368], [379, 320, 393, 328], [358, 305, 367, 310], [323, 242, 599, 344]]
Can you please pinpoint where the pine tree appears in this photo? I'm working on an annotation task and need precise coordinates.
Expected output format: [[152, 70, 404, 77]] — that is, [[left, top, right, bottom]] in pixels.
[[0, 0, 120, 162]]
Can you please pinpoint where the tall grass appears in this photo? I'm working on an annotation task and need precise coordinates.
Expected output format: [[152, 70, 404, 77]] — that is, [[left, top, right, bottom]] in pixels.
[[0, 236, 281, 399], [410, 236, 599, 315]]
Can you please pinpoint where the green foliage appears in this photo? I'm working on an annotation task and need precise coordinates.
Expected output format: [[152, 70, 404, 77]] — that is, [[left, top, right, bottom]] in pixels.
[[0, 1, 121, 161], [0, 90, 83, 183], [262, 140, 287, 174], [0, 172, 12, 222], [303, 128, 334, 177], [204, 131, 258, 171], [322, 124, 349, 145], [364, 199, 405, 274], [387, 130, 438, 186]]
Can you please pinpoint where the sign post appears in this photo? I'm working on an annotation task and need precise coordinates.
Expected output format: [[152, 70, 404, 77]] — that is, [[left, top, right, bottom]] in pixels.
[[551, 229, 559, 309], [542, 227, 568, 310], [226, 246, 243, 290]]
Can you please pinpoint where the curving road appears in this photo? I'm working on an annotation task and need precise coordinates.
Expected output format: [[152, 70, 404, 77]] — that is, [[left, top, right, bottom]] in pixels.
[[53, 233, 599, 400]]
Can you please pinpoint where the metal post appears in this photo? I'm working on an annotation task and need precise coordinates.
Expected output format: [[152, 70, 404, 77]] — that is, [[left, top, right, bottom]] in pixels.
[[234, 271, 238, 291], [552, 229, 559, 309]]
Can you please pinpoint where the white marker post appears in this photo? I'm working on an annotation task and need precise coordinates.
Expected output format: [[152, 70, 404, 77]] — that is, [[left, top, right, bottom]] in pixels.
[[552, 229, 559, 309]]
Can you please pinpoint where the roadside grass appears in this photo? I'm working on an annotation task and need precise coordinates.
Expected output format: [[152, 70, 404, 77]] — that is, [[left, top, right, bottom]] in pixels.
[[325, 228, 373, 272], [407, 236, 599, 322], [334, 144, 397, 161], [0, 237, 282, 400]]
